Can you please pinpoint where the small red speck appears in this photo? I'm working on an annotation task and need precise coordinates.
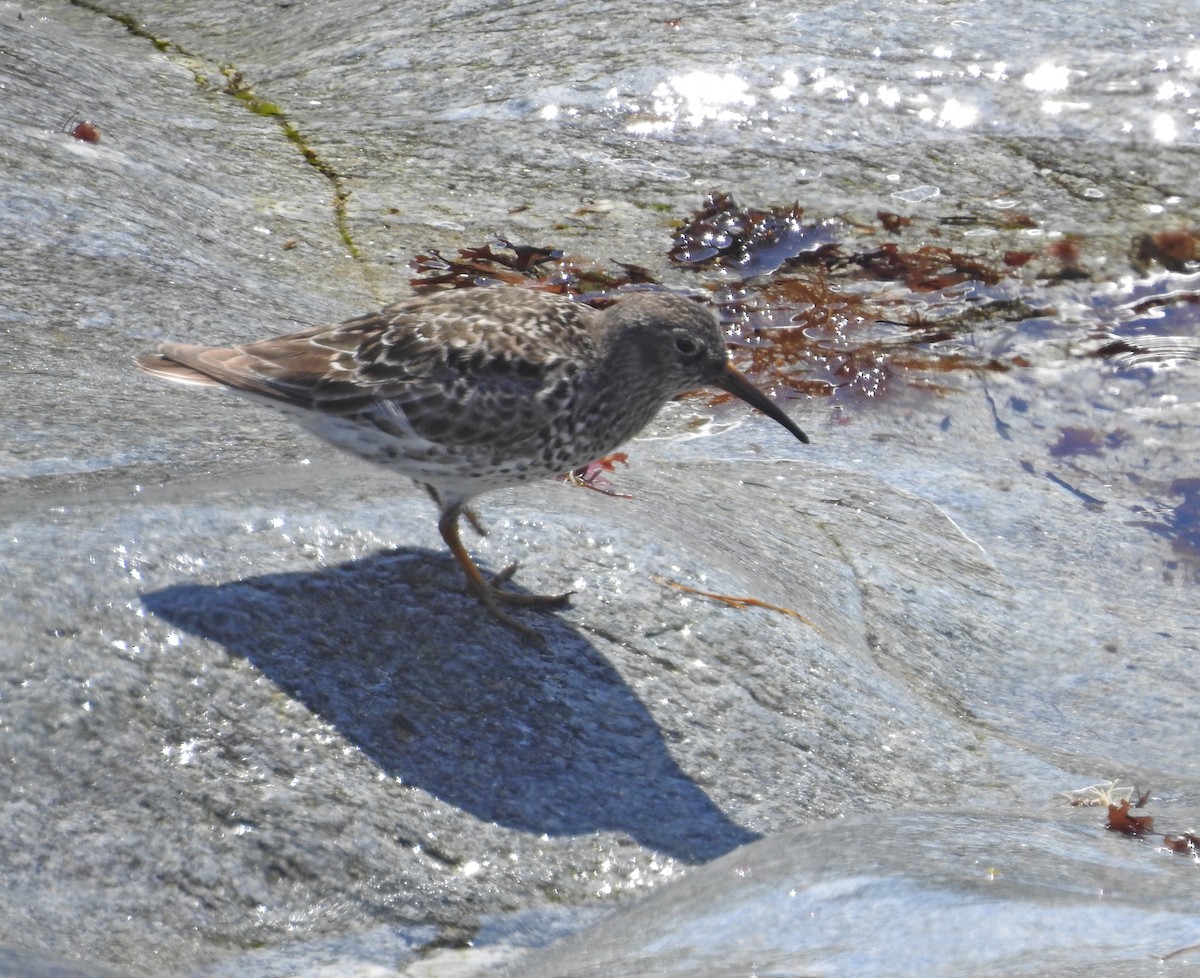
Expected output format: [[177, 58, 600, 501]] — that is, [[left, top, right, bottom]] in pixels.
[[71, 121, 101, 143]]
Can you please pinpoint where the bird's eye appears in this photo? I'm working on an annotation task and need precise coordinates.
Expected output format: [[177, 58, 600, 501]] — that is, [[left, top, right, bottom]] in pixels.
[[674, 335, 702, 356]]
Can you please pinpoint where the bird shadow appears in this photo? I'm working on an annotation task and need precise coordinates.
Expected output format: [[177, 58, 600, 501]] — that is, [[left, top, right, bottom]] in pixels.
[[141, 549, 758, 863]]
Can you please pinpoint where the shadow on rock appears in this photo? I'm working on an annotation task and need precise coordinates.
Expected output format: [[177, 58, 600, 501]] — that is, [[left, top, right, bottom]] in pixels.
[[142, 550, 757, 862]]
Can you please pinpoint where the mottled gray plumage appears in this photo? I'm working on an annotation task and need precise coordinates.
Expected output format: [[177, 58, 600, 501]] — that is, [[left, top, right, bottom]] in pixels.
[[137, 287, 808, 638]]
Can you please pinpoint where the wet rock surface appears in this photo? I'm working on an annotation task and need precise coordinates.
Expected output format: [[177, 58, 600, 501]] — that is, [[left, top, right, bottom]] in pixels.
[[2, 1, 1198, 975]]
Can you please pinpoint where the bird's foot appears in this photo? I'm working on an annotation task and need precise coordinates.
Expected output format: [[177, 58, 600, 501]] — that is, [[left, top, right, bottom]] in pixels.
[[484, 562, 573, 608], [438, 507, 571, 642], [469, 573, 573, 642]]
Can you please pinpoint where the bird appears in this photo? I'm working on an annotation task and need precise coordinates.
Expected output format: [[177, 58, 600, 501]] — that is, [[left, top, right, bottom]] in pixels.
[[136, 287, 809, 639]]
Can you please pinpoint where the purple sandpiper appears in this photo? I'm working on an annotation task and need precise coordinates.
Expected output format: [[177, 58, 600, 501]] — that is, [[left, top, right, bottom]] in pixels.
[[136, 287, 808, 638]]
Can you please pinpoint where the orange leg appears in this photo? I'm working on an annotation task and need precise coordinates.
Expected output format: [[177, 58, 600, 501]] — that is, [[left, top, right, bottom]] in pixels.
[[437, 506, 572, 640], [424, 484, 486, 537]]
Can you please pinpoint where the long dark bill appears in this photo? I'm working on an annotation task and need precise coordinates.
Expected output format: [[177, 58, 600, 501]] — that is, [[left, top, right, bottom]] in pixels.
[[718, 363, 810, 444]]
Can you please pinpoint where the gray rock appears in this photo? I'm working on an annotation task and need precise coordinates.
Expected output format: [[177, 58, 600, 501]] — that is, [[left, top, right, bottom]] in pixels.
[[2, 0, 1198, 975]]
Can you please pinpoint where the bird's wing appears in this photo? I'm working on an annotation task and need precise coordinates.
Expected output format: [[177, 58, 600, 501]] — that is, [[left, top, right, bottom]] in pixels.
[[139, 289, 601, 449]]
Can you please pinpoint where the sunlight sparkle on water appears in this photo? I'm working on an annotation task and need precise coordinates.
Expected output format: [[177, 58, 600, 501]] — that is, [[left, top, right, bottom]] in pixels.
[[1155, 80, 1190, 101], [769, 68, 800, 100], [1152, 112, 1178, 143], [1040, 99, 1091, 117], [939, 98, 977, 128], [634, 70, 756, 132], [810, 65, 852, 100], [876, 85, 901, 108], [917, 98, 977, 128], [1022, 63, 1071, 92]]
